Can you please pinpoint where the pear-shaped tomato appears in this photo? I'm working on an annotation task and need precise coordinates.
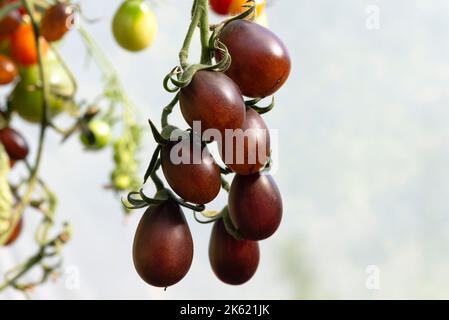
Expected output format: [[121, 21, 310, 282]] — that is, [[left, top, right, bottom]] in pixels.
[[161, 137, 221, 204], [0, 127, 28, 160], [112, 0, 157, 52], [209, 218, 259, 285], [218, 20, 291, 98], [179, 70, 245, 134], [133, 200, 193, 287], [10, 55, 75, 123], [228, 173, 282, 240], [219, 107, 270, 175]]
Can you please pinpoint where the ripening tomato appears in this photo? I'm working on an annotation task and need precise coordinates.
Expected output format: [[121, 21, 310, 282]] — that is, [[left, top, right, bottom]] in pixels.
[[179, 71, 246, 134], [40, 3, 74, 42], [0, 54, 17, 85], [209, 0, 233, 15], [2, 0, 26, 15], [133, 200, 193, 287], [219, 107, 270, 175], [10, 56, 76, 123], [228, 173, 282, 240], [161, 137, 221, 204], [4, 218, 22, 246], [10, 23, 49, 66], [218, 20, 291, 98], [0, 127, 29, 160], [209, 218, 259, 285], [80, 120, 111, 150], [228, 0, 266, 16], [112, 0, 157, 52]]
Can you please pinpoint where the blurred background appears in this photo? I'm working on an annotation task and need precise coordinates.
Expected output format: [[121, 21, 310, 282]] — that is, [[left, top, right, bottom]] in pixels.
[[2, 0, 449, 299]]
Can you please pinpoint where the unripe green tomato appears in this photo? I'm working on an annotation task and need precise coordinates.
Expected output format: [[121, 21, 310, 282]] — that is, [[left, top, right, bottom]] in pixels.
[[114, 150, 133, 165], [112, 171, 132, 190], [9, 55, 75, 123], [112, 0, 157, 52], [80, 120, 111, 150]]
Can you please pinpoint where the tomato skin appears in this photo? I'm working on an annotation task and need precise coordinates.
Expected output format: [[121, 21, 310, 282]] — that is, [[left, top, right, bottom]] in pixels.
[[161, 138, 221, 204], [10, 23, 48, 66], [40, 3, 74, 42], [10, 57, 75, 123], [219, 107, 270, 175], [80, 120, 111, 150], [0, 54, 17, 85], [228, 0, 266, 16], [0, 10, 20, 38], [209, 219, 259, 285], [112, 0, 157, 52], [180, 71, 246, 134], [228, 173, 282, 240], [4, 218, 22, 246], [209, 0, 233, 15], [218, 20, 291, 98], [133, 200, 193, 287], [0, 127, 28, 160]]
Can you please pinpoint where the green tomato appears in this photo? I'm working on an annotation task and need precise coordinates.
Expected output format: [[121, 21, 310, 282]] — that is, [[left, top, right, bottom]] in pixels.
[[80, 120, 111, 150], [112, 0, 157, 52], [9, 55, 75, 123], [111, 171, 132, 190]]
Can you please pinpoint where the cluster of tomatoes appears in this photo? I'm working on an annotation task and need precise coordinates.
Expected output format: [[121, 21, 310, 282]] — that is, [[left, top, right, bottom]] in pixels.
[[132, 3, 291, 288]]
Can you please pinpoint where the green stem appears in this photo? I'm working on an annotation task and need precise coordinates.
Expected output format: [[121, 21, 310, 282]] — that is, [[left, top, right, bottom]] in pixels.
[[179, 0, 201, 69], [198, 0, 211, 64], [161, 93, 179, 128], [0, 0, 50, 244]]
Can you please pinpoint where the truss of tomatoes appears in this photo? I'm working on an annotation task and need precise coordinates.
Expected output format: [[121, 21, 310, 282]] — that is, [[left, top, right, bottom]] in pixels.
[[132, 15, 291, 288]]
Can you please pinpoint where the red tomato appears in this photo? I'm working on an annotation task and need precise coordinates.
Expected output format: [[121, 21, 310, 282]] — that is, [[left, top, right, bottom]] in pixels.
[[10, 23, 48, 66], [209, 0, 233, 15]]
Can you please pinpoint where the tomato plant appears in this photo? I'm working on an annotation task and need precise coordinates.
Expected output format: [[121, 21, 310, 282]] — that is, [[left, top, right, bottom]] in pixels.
[[10, 22, 49, 66], [112, 0, 157, 52]]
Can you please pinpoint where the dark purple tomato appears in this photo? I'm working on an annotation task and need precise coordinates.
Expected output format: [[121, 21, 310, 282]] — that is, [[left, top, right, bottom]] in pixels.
[[219, 107, 270, 175], [40, 3, 74, 42], [161, 138, 221, 204], [228, 173, 282, 240], [218, 19, 291, 98], [133, 200, 193, 287], [0, 127, 29, 160], [179, 70, 245, 134], [209, 219, 259, 285], [4, 218, 22, 246]]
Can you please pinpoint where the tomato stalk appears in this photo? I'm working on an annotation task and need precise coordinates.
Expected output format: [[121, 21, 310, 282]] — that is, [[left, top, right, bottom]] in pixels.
[[179, 0, 201, 69]]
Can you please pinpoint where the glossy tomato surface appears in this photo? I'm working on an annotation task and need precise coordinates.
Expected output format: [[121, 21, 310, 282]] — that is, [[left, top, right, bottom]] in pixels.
[[219, 107, 270, 175], [228, 173, 282, 240], [209, 218, 259, 285], [161, 137, 221, 204], [40, 3, 74, 42], [218, 20, 291, 98], [0, 54, 17, 84], [179, 70, 245, 134], [0, 127, 28, 160], [133, 200, 193, 287]]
